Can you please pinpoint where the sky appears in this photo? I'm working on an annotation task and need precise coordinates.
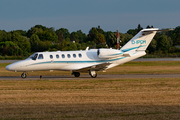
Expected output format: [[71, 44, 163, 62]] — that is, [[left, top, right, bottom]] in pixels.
[[0, 0, 180, 34]]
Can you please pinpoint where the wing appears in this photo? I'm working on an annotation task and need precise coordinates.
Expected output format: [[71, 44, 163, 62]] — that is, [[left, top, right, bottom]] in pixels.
[[73, 62, 112, 73]]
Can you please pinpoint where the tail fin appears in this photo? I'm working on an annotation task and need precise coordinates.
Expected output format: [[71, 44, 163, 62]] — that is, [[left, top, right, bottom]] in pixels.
[[120, 28, 159, 52]]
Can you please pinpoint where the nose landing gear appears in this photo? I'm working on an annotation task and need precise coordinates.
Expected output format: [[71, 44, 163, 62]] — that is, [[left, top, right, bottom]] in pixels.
[[21, 72, 27, 79]]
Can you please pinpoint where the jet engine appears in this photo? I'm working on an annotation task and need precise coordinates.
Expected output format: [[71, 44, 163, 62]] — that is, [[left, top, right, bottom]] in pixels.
[[97, 49, 123, 59]]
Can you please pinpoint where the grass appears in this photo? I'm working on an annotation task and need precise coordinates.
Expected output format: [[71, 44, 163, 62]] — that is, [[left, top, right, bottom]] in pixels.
[[0, 78, 180, 119], [1, 61, 180, 76], [1, 61, 180, 119]]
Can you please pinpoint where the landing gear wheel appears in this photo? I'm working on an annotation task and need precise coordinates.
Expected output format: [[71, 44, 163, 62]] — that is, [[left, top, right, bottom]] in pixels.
[[89, 71, 97, 78], [21, 72, 27, 79], [73, 72, 80, 77]]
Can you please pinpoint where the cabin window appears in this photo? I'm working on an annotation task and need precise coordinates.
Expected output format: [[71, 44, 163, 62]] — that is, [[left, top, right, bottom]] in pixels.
[[73, 54, 76, 58], [38, 54, 44, 59], [31, 53, 38, 60], [62, 54, 65, 58], [67, 54, 71, 58], [50, 55, 53, 59], [78, 53, 82, 58], [56, 54, 59, 59]]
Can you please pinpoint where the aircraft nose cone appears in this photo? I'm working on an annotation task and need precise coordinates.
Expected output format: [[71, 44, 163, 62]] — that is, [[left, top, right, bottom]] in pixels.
[[6, 65, 11, 71], [6, 64, 16, 71], [6, 60, 28, 72]]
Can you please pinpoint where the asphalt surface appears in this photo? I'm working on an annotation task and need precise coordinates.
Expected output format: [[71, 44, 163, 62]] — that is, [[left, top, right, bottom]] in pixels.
[[0, 60, 20, 63], [0, 74, 180, 80], [1, 58, 180, 80]]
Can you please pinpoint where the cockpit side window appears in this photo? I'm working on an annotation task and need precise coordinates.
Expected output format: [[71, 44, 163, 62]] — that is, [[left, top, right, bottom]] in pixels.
[[31, 54, 38, 60], [38, 54, 44, 59]]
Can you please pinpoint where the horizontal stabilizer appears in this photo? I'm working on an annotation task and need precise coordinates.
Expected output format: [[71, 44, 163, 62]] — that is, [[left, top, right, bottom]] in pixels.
[[123, 53, 131, 57], [143, 29, 174, 32]]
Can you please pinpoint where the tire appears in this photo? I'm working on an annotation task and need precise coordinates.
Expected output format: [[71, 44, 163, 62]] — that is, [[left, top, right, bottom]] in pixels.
[[74, 72, 80, 77], [21, 73, 27, 79], [89, 71, 97, 78]]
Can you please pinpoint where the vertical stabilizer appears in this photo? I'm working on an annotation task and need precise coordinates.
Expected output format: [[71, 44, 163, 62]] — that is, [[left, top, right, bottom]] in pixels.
[[120, 28, 158, 52]]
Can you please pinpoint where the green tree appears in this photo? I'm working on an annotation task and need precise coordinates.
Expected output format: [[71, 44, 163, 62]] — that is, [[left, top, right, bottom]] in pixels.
[[0, 30, 7, 42], [70, 30, 87, 43], [94, 33, 106, 44], [67, 42, 77, 50], [0, 41, 23, 56], [30, 34, 40, 52], [137, 24, 143, 32], [87, 27, 104, 47], [56, 28, 70, 39], [0, 30, 12, 42], [146, 25, 151, 28], [88, 27, 98, 41], [96, 26, 105, 34], [146, 25, 154, 28], [37, 30, 58, 42], [39, 41, 52, 51], [27, 26, 43, 38], [147, 39, 157, 53], [75, 30, 87, 43], [170, 26, 180, 45], [11, 31, 31, 54], [70, 32, 79, 43], [16, 30, 27, 36], [127, 24, 143, 36], [56, 30, 64, 42], [89, 27, 98, 34], [27, 25, 57, 43], [157, 35, 170, 53], [58, 39, 69, 51], [119, 33, 133, 48], [106, 31, 116, 48]]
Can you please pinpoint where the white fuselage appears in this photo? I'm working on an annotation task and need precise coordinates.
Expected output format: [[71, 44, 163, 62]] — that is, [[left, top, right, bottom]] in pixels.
[[5, 49, 145, 72]]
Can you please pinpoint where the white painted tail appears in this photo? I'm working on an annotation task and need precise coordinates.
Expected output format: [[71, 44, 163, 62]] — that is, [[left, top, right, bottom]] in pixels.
[[120, 28, 158, 52]]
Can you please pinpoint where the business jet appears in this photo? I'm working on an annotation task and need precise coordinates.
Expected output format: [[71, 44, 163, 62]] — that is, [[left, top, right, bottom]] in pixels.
[[6, 28, 171, 79]]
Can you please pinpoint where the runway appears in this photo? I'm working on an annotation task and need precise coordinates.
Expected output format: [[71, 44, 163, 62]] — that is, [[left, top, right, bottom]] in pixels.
[[2, 58, 180, 80], [0, 74, 180, 80]]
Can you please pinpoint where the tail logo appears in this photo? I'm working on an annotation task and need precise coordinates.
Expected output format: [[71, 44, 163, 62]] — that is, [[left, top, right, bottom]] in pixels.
[[131, 40, 146, 44]]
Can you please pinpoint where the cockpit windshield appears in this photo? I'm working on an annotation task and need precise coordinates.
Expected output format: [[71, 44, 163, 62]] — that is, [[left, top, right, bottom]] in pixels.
[[29, 53, 38, 60]]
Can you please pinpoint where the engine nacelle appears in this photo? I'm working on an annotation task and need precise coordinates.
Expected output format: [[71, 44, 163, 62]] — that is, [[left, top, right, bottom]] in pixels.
[[97, 48, 123, 59]]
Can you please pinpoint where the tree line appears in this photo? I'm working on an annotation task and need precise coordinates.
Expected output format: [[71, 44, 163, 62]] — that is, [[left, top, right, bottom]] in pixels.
[[0, 24, 180, 58]]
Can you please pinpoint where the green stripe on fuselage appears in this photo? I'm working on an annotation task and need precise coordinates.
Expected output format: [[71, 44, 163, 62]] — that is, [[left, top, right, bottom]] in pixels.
[[27, 56, 127, 66]]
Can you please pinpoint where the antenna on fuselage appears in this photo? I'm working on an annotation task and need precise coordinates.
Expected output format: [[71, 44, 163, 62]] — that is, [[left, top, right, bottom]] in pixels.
[[86, 47, 89, 51]]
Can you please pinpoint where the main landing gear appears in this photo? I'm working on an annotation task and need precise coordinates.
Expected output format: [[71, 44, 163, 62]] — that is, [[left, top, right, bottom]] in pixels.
[[89, 71, 97, 78], [72, 72, 80, 77], [72, 71, 97, 78], [21, 72, 27, 79]]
